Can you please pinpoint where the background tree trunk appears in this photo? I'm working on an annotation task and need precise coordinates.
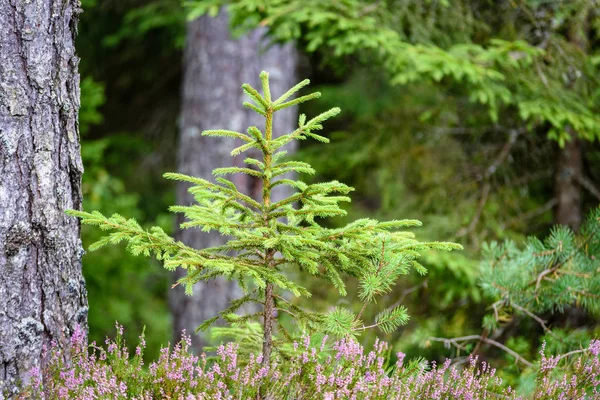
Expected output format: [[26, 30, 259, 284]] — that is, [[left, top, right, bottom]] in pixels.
[[554, 132, 583, 231], [553, 20, 590, 233], [171, 8, 297, 352], [0, 0, 87, 396]]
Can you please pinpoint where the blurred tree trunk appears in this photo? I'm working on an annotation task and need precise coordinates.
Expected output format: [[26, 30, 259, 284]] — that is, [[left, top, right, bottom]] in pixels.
[[552, 15, 591, 330], [554, 132, 583, 231], [553, 21, 589, 232], [0, 0, 87, 396], [171, 8, 297, 352]]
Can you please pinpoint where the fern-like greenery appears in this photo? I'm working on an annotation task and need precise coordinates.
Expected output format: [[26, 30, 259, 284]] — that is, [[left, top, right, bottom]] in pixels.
[[68, 72, 461, 364]]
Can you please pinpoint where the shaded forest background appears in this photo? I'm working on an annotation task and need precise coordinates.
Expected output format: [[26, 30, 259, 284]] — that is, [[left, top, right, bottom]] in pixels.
[[76, 0, 600, 387]]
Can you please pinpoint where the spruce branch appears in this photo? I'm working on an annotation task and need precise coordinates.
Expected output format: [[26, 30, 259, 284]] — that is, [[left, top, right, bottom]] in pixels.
[[259, 70, 271, 102], [273, 78, 310, 105], [243, 101, 266, 116], [202, 129, 253, 142], [241, 83, 268, 109], [273, 92, 321, 111]]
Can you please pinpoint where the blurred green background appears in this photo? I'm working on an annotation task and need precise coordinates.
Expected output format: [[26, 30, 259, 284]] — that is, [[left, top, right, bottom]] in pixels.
[[76, 0, 600, 389]]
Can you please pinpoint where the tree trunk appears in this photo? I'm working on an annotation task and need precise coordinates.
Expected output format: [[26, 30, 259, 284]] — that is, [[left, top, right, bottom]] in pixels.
[[554, 132, 583, 231], [553, 16, 591, 232], [0, 1, 87, 396], [171, 8, 297, 352], [551, 16, 591, 330]]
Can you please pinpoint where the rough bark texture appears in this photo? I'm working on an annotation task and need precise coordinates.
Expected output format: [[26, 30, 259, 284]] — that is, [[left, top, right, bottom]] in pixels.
[[0, 0, 87, 397], [171, 9, 297, 352]]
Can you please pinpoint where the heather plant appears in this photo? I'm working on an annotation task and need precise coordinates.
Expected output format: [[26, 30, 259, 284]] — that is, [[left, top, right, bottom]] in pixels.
[[20, 324, 600, 399], [68, 72, 461, 364]]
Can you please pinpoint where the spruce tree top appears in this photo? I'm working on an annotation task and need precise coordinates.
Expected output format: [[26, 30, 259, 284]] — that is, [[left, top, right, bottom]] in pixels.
[[69, 71, 461, 362]]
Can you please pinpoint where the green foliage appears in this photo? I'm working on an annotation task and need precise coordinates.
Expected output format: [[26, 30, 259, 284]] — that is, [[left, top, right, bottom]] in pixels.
[[419, 207, 600, 388], [103, 1, 185, 48], [71, 0, 600, 391], [481, 206, 600, 319], [180, 2, 600, 371], [186, 0, 600, 145], [70, 72, 461, 361], [79, 76, 105, 135], [78, 71, 172, 360]]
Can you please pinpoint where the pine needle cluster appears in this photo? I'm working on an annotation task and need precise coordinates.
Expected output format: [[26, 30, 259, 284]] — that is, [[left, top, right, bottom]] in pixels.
[[480, 207, 600, 330], [68, 71, 461, 363]]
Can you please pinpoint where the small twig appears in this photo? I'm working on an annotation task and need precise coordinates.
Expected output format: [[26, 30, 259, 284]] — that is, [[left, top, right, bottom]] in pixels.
[[389, 280, 428, 309], [556, 348, 588, 363], [534, 266, 559, 292], [559, 270, 591, 278], [466, 182, 491, 241], [489, 299, 505, 324], [456, 129, 521, 240], [471, 329, 489, 357], [529, 230, 599, 295], [500, 198, 557, 230], [353, 323, 381, 332], [511, 303, 561, 341], [428, 335, 533, 367], [274, 307, 299, 319], [535, 61, 549, 88], [570, 288, 600, 299], [485, 129, 521, 180], [575, 174, 600, 201]]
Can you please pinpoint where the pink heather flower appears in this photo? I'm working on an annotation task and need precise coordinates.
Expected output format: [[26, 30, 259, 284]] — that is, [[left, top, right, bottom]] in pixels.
[[115, 321, 124, 336], [396, 352, 406, 367], [320, 335, 329, 352], [18, 324, 600, 399], [304, 335, 311, 349], [71, 324, 86, 346], [589, 340, 600, 356]]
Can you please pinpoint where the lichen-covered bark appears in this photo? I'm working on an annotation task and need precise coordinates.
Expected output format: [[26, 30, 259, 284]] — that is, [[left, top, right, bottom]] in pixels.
[[0, 0, 87, 396], [171, 8, 297, 352]]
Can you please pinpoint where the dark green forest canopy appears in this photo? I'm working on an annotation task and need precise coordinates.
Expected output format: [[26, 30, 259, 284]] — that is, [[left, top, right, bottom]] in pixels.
[[189, 0, 600, 143]]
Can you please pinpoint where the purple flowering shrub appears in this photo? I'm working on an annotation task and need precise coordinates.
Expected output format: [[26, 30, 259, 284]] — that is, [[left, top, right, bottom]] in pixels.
[[20, 324, 600, 399]]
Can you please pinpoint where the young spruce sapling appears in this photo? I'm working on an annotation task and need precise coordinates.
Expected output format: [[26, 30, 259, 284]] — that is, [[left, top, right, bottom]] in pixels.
[[69, 71, 462, 364]]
